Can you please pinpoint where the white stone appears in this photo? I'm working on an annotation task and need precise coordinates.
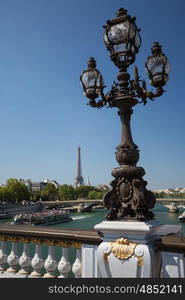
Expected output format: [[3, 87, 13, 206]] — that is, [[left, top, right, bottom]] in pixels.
[[29, 244, 44, 278], [94, 220, 176, 278], [94, 220, 161, 243], [58, 248, 71, 278], [0, 241, 7, 271], [81, 244, 98, 277], [18, 243, 32, 275], [72, 249, 82, 278], [96, 240, 153, 278], [161, 252, 185, 278], [43, 246, 57, 278], [6, 243, 19, 273]]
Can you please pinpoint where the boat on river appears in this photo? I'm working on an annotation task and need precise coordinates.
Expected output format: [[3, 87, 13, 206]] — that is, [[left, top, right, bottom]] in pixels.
[[11, 209, 72, 226], [169, 202, 179, 213], [178, 211, 185, 222]]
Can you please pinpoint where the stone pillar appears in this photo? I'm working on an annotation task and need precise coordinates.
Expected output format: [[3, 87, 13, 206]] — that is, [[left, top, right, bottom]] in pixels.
[[94, 220, 163, 278], [81, 244, 98, 277]]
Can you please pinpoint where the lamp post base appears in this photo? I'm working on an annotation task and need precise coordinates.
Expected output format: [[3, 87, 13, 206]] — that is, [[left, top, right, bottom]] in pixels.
[[94, 220, 169, 278], [103, 164, 156, 221]]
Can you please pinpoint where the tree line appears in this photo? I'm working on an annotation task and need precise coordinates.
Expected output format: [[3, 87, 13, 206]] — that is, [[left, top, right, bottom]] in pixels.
[[0, 179, 109, 203], [154, 192, 185, 199]]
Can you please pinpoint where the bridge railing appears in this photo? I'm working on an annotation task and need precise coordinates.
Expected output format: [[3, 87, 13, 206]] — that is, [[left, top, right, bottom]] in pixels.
[[156, 235, 185, 277], [0, 224, 184, 278], [0, 224, 101, 278]]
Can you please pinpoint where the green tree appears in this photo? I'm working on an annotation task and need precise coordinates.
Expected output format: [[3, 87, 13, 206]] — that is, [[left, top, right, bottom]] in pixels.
[[96, 191, 104, 199], [40, 183, 58, 201], [6, 178, 30, 203], [58, 185, 76, 201], [0, 186, 12, 203], [74, 186, 96, 199], [154, 192, 166, 198], [31, 191, 41, 202], [88, 190, 104, 200]]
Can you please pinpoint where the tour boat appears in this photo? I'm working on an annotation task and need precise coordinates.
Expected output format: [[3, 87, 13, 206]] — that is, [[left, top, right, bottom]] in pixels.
[[11, 209, 72, 226], [178, 211, 185, 223]]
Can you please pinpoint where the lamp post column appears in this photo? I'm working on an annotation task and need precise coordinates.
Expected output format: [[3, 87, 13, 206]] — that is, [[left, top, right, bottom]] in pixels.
[[102, 69, 155, 221], [116, 107, 139, 166]]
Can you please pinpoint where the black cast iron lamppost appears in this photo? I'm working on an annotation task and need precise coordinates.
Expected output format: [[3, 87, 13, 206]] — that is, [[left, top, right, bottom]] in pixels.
[[80, 8, 170, 221]]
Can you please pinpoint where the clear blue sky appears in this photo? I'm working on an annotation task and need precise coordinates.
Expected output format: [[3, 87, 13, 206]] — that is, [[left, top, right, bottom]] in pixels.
[[0, 0, 184, 189]]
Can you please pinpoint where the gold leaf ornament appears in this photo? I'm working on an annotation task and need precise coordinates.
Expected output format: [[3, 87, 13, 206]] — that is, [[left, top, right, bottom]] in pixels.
[[103, 238, 144, 266], [136, 255, 144, 267], [110, 238, 138, 260]]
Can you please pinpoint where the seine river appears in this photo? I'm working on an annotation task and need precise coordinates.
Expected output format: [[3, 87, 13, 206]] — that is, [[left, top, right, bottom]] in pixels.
[[52, 203, 185, 235], [0, 203, 185, 234]]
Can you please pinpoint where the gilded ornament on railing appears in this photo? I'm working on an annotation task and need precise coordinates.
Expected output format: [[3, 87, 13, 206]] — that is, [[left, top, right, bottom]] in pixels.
[[0, 234, 31, 244], [137, 255, 144, 267], [111, 238, 137, 259], [41, 239, 82, 248], [103, 238, 144, 267], [0, 234, 9, 242], [0, 234, 82, 249], [5, 235, 19, 243]]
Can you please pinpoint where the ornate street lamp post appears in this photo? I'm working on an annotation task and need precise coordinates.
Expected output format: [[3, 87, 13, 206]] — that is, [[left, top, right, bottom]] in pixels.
[[80, 8, 170, 222]]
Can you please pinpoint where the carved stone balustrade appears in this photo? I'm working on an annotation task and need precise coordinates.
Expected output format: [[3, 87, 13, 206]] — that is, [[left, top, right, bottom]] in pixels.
[[0, 224, 184, 278], [0, 224, 101, 278]]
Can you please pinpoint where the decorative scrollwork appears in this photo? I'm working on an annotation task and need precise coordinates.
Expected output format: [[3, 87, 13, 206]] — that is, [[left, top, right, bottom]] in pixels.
[[103, 238, 144, 267], [111, 238, 137, 260], [105, 68, 165, 107], [0, 234, 82, 249], [116, 178, 133, 203], [104, 173, 156, 221]]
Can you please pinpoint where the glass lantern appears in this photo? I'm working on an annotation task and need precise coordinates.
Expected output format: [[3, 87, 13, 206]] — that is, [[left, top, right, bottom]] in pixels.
[[80, 57, 104, 100], [145, 42, 170, 87], [103, 8, 141, 69]]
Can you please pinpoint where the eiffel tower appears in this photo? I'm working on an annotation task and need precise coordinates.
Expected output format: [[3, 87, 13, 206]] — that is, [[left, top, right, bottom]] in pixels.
[[74, 146, 85, 187]]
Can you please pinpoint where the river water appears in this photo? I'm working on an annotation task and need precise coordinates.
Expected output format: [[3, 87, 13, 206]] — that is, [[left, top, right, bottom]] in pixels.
[[53, 203, 185, 235], [0, 203, 185, 234]]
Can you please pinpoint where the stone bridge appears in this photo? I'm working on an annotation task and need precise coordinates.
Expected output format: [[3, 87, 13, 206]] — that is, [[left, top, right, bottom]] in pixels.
[[156, 198, 185, 212], [43, 198, 185, 212]]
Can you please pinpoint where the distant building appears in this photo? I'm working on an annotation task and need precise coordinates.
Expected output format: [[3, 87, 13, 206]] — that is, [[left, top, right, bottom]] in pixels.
[[0, 184, 6, 187], [163, 189, 175, 195], [153, 188, 173, 194], [19, 179, 32, 191], [18, 178, 59, 192], [97, 184, 110, 191], [152, 187, 185, 195], [43, 179, 59, 189], [175, 188, 185, 193], [31, 182, 46, 192]]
